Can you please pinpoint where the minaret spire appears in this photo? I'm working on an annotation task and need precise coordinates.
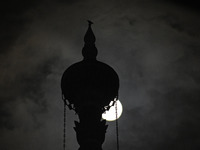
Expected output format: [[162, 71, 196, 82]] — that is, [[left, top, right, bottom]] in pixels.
[[82, 20, 98, 60]]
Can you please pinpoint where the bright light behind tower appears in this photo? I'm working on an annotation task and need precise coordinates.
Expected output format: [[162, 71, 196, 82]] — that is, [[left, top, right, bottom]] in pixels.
[[102, 100, 123, 121]]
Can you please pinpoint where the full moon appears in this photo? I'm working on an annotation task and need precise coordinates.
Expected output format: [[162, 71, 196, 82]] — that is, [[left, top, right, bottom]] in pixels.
[[102, 100, 123, 121]]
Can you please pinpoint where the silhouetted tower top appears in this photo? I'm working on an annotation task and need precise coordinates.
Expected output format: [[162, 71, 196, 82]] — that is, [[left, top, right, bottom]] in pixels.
[[82, 20, 97, 60], [61, 20, 119, 114]]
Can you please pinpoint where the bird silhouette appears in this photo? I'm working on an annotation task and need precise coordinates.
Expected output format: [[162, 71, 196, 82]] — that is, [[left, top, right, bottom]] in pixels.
[[87, 20, 93, 26]]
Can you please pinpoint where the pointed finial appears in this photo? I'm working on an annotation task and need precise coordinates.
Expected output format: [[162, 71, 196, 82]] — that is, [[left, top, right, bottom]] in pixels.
[[82, 20, 98, 60], [84, 20, 96, 44]]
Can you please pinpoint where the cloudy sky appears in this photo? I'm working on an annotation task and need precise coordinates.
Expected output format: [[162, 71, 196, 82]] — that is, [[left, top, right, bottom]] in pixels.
[[1, 0, 200, 150]]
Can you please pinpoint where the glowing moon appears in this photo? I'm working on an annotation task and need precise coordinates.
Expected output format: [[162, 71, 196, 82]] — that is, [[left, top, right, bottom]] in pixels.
[[102, 100, 123, 121]]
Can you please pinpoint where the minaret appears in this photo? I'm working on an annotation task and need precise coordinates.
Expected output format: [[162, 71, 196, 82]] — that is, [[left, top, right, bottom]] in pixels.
[[61, 21, 119, 150]]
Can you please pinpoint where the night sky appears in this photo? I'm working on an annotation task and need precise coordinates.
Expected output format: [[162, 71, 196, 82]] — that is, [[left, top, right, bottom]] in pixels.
[[1, 0, 200, 150]]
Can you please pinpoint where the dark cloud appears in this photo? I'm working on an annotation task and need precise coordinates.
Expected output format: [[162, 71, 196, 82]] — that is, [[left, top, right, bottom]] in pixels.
[[155, 14, 200, 37], [0, 0, 42, 54], [167, 0, 200, 11], [0, 56, 58, 130]]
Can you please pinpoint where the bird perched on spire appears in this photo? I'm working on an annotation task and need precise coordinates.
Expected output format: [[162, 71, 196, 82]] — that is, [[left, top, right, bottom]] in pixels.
[[87, 20, 93, 26]]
